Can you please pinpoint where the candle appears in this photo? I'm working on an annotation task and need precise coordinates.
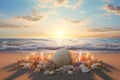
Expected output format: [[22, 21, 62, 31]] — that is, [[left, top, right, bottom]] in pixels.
[[26, 55, 29, 60], [86, 52, 90, 59], [78, 52, 82, 61], [41, 52, 44, 61], [91, 55, 94, 61], [48, 54, 51, 60]]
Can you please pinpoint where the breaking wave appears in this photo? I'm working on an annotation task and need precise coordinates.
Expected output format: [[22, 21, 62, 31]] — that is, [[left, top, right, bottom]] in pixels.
[[0, 38, 120, 51]]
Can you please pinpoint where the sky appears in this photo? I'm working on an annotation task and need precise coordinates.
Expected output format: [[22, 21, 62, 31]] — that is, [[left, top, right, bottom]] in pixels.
[[0, 0, 120, 38]]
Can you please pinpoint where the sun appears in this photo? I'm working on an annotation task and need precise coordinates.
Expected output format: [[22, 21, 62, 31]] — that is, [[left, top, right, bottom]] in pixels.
[[57, 31, 64, 41], [57, 31, 64, 37]]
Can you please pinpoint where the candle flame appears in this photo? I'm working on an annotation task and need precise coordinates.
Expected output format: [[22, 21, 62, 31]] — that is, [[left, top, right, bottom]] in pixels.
[[26, 55, 29, 60], [78, 52, 82, 61], [86, 52, 90, 58], [48, 54, 51, 60], [91, 55, 94, 60]]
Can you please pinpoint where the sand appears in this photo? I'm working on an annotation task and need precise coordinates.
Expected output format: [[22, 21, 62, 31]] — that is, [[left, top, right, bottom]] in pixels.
[[0, 51, 120, 80]]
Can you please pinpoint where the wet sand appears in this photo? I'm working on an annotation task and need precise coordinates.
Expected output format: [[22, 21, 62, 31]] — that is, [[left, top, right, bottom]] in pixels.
[[0, 51, 120, 80]]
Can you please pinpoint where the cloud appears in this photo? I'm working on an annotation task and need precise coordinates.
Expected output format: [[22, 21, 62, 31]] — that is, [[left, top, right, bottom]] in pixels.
[[103, 4, 120, 15], [80, 10, 85, 14], [97, 12, 112, 19], [0, 21, 32, 28], [0, 9, 57, 29], [63, 17, 91, 27], [64, 18, 82, 24], [87, 26, 120, 32], [38, 0, 84, 10], [15, 10, 44, 21], [70, 0, 83, 10], [15, 9, 57, 22]]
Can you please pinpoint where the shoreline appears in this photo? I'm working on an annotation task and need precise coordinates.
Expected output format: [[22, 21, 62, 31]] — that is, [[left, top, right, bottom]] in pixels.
[[0, 50, 120, 54], [0, 51, 120, 80]]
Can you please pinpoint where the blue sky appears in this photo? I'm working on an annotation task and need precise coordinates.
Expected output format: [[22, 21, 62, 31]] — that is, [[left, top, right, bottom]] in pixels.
[[0, 0, 120, 38]]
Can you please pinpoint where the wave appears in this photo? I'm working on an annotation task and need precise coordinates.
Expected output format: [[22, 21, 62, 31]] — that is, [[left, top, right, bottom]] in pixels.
[[0, 38, 120, 51]]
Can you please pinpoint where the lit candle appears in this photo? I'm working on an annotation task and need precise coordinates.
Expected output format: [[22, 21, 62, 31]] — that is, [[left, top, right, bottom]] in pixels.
[[41, 52, 44, 61], [78, 52, 82, 61], [91, 55, 94, 61], [48, 54, 51, 60], [86, 52, 90, 59], [26, 55, 29, 60]]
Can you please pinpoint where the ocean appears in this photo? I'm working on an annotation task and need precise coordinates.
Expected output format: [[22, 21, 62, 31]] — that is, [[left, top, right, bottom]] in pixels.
[[0, 38, 120, 51]]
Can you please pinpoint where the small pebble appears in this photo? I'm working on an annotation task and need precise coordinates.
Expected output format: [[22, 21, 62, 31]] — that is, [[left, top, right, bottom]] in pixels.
[[49, 71, 55, 75], [59, 67, 63, 70], [44, 70, 49, 75], [55, 68, 61, 72], [68, 65, 74, 69], [67, 70, 73, 75], [91, 63, 101, 69], [81, 66, 90, 73]]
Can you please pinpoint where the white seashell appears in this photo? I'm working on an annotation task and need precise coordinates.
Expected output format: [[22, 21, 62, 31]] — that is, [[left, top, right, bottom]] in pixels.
[[73, 67, 80, 72], [49, 71, 55, 75], [67, 70, 73, 74], [55, 68, 61, 72], [44, 70, 49, 75], [22, 63, 30, 69], [68, 65, 74, 69], [91, 63, 101, 69], [81, 66, 90, 73], [34, 68, 40, 73], [59, 67, 63, 70], [53, 48, 72, 66], [37, 64, 42, 69], [79, 64, 85, 69]]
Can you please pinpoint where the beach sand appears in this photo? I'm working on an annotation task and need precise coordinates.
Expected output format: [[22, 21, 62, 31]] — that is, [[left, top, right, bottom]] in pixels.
[[0, 51, 120, 80]]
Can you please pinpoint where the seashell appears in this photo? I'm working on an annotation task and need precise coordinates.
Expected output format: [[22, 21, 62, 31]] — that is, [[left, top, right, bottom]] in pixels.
[[63, 65, 68, 68], [59, 67, 63, 70], [55, 68, 61, 72], [67, 70, 73, 74], [44, 70, 49, 75], [53, 48, 72, 66], [62, 67, 69, 73], [36, 64, 42, 69], [19, 63, 25, 67], [21, 63, 30, 69], [30, 63, 36, 69], [73, 67, 80, 72], [49, 71, 55, 75], [79, 64, 85, 69], [67, 65, 74, 70], [91, 63, 101, 69], [81, 66, 90, 73], [34, 68, 40, 73]]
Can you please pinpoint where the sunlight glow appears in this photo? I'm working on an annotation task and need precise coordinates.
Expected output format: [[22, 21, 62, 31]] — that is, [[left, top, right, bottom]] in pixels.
[[57, 31, 64, 41]]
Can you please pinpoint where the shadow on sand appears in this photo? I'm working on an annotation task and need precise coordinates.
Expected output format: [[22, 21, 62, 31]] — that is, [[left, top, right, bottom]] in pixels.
[[3, 62, 115, 80]]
